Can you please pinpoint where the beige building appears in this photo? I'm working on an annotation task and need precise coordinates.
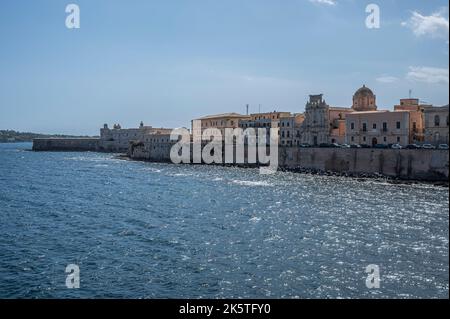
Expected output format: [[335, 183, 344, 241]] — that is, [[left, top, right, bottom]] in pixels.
[[394, 98, 427, 143], [346, 110, 410, 146], [423, 105, 449, 145], [250, 111, 291, 122], [191, 113, 251, 140], [280, 113, 304, 146], [345, 87, 432, 146]]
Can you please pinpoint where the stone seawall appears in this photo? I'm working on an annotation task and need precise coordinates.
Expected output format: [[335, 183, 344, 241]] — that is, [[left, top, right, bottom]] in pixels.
[[32, 138, 99, 152], [280, 148, 449, 181], [129, 143, 449, 181]]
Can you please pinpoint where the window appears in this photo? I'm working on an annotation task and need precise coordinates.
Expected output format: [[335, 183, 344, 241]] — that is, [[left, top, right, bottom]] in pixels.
[[362, 123, 367, 132], [287, 131, 290, 137], [383, 137, 387, 142], [351, 122, 355, 130], [397, 137, 400, 142], [363, 136, 366, 142], [383, 122, 387, 131], [282, 131, 285, 137], [413, 122, 417, 132], [434, 115, 440, 126], [396, 121, 401, 129], [231, 121, 234, 126], [351, 136, 354, 142], [373, 123, 377, 129]]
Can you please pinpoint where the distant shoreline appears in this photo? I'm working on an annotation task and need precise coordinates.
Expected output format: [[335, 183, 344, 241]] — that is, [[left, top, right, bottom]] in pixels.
[[0, 129, 96, 143]]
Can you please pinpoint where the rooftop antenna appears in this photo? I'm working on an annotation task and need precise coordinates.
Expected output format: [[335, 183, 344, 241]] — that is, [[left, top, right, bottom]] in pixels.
[[409, 89, 412, 99], [259, 104, 261, 114], [246, 104, 249, 115]]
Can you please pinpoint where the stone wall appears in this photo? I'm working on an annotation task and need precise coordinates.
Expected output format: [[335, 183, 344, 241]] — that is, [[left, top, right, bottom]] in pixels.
[[32, 138, 99, 152], [129, 142, 449, 181], [280, 147, 449, 181]]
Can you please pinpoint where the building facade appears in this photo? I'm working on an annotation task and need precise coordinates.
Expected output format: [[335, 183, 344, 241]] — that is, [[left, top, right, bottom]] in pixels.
[[423, 105, 449, 145], [191, 113, 251, 140], [99, 122, 172, 152], [346, 110, 410, 146], [300, 94, 330, 146]]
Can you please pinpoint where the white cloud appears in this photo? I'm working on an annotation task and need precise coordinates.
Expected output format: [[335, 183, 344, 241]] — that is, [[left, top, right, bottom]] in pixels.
[[309, 0, 337, 6], [402, 8, 449, 39], [376, 76, 399, 83], [406, 66, 449, 84]]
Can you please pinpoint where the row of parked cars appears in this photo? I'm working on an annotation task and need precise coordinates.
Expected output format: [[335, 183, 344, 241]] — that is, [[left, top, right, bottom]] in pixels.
[[299, 143, 449, 150]]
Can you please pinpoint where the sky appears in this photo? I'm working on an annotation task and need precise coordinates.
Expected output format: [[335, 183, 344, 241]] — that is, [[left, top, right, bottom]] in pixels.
[[0, 0, 449, 135]]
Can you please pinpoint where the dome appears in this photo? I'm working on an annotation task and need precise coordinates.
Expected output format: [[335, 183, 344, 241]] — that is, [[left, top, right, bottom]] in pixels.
[[352, 85, 377, 111], [354, 85, 374, 97]]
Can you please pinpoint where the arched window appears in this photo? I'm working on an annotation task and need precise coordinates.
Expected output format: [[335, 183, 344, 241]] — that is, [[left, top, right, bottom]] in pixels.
[[434, 115, 440, 126]]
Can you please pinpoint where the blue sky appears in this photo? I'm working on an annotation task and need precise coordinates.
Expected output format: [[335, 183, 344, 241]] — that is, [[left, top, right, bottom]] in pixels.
[[0, 0, 448, 135]]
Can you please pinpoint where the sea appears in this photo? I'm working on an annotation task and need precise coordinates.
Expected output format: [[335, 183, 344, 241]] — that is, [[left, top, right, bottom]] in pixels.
[[0, 143, 448, 298]]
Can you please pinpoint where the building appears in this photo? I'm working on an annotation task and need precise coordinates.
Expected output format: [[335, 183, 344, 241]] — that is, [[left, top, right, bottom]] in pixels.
[[191, 113, 251, 140], [346, 86, 412, 146], [329, 107, 353, 144], [423, 105, 449, 145], [279, 113, 304, 146], [394, 98, 427, 143], [299, 94, 353, 145], [239, 111, 293, 145], [300, 94, 330, 146], [346, 110, 410, 146], [99, 122, 172, 152], [249, 111, 291, 122], [352, 85, 377, 112]]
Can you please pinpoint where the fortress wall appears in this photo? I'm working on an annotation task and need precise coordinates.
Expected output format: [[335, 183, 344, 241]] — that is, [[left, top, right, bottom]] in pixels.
[[280, 148, 449, 181]]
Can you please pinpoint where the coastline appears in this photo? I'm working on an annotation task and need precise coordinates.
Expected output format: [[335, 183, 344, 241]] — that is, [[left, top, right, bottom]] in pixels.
[[115, 154, 450, 188]]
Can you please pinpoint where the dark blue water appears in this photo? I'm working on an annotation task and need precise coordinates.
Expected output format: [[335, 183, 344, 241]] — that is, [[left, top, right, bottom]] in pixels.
[[0, 143, 448, 298]]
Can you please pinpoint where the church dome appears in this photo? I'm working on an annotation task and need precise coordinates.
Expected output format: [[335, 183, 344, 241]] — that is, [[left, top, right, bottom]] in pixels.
[[354, 85, 374, 97], [352, 85, 377, 111]]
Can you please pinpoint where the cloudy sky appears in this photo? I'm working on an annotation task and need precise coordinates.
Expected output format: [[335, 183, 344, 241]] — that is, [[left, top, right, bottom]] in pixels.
[[0, 0, 448, 135]]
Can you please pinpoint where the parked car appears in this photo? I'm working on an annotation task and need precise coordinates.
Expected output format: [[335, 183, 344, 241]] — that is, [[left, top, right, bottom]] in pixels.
[[438, 144, 449, 150], [360, 144, 371, 148], [374, 144, 389, 149], [422, 144, 436, 149], [299, 143, 311, 148], [340, 143, 351, 148], [319, 143, 331, 148], [350, 144, 362, 148], [331, 143, 341, 148], [405, 144, 421, 149], [391, 143, 403, 149]]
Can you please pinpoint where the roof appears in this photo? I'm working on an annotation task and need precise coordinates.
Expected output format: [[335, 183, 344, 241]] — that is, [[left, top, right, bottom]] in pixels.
[[347, 110, 389, 115], [194, 113, 251, 120], [354, 85, 374, 96], [329, 106, 352, 111]]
